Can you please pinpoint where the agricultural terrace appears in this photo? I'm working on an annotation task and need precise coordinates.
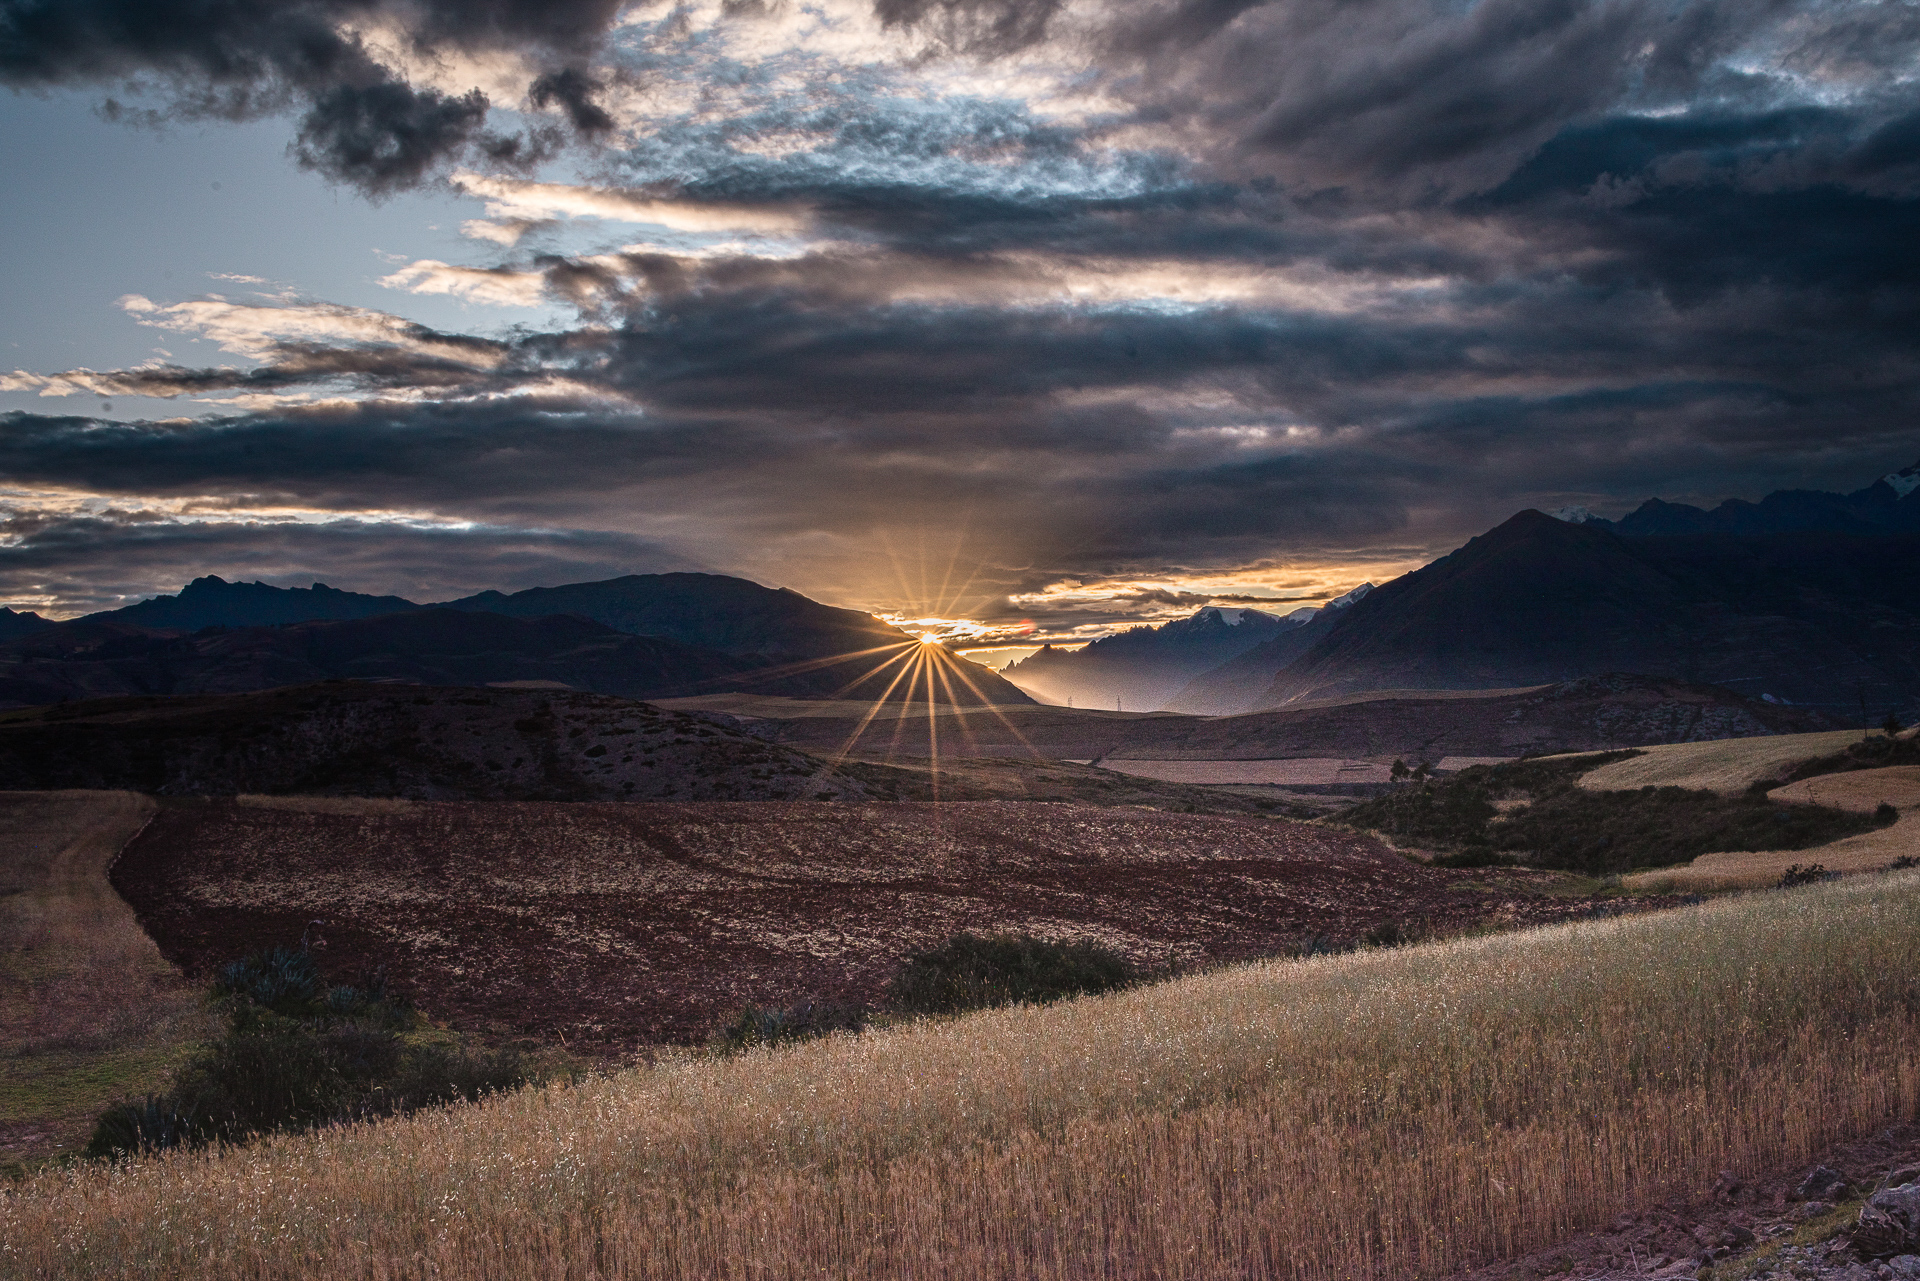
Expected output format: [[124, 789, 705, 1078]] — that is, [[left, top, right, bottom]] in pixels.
[[1574, 731, 1868, 795], [6, 870, 1918, 1280]]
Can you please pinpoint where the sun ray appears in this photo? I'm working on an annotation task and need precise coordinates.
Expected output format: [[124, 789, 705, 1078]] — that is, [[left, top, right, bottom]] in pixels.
[[929, 650, 986, 760], [939, 654, 1047, 760], [886, 649, 934, 763], [819, 646, 925, 770]]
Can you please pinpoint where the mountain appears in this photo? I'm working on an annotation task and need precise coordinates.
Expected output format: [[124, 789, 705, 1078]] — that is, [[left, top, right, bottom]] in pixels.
[[100, 575, 420, 630], [433, 573, 1030, 704], [0, 606, 51, 642], [1572, 459, 1920, 537], [0, 683, 879, 801], [1253, 511, 1920, 712], [1160, 585, 1374, 715], [1001, 606, 1297, 709], [8, 570, 1031, 708]]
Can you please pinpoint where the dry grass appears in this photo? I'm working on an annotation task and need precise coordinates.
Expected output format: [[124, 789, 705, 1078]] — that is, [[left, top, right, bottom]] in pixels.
[[0, 792, 209, 1170], [1575, 730, 1868, 795], [1623, 812, 1918, 892], [1767, 766, 1920, 813], [6, 871, 1919, 1280]]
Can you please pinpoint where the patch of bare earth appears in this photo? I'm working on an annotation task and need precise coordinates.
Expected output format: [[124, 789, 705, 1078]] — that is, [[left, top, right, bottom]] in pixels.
[[113, 800, 1680, 1049]]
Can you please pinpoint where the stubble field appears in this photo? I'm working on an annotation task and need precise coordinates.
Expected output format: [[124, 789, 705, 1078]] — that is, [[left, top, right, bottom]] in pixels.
[[111, 799, 1676, 1047]]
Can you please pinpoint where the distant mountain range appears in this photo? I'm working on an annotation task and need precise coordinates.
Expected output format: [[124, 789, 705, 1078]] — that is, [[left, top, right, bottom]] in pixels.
[[1002, 460, 1920, 718], [1004, 606, 1295, 709], [1559, 460, 1920, 537], [0, 573, 1031, 710]]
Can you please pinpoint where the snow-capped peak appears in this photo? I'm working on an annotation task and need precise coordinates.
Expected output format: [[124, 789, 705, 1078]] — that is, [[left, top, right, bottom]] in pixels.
[[1283, 606, 1320, 623], [1886, 462, 1920, 499], [1327, 582, 1373, 609], [1551, 506, 1597, 523]]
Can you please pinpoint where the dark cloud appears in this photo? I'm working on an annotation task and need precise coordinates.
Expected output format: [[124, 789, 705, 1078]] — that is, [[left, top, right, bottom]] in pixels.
[[0, 503, 695, 615], [0, 0, 625, 192], [6, 0, 1920, 621]]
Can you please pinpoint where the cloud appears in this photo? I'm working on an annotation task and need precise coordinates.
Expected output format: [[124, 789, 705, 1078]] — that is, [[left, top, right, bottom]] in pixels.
[[5, 0, 1920, 629], [0, 0, 628, 193], [449, 171, 814, 235]]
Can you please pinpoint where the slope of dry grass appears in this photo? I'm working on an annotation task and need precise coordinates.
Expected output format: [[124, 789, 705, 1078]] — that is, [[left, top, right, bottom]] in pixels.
[[7, 871, 1918, 1280], [1575, 730, 1868, 795], [0, 792, 209, 1171], [1622, 769, 1920, 892]]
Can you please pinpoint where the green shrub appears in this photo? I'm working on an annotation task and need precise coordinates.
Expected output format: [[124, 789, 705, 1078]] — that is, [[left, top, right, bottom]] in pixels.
[[87, 944, 531, 1160], [1875, 802, 1899, 825], [710, 1001, 868, 1055], [214, 944, 321, 1015], [83, 1095, 205, 1159], [1777, 864, 1832, 889], [889, 934, 1137, 1016], [1338, 753, 1875, 876]]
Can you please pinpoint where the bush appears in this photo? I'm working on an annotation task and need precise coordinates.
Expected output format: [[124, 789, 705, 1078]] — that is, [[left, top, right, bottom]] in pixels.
[[214, 944, 321, 1015], [87, 943, 531, 1160], [710, 1001, 868, 1055], [1777, 864, 1832, 889], [1338, 753, 1876, 876], [83, 1095, 204, 1159], [889, 934, 1137, 1016], [1875, 802, 1899, 826], [1888, 855, 1918, 871]]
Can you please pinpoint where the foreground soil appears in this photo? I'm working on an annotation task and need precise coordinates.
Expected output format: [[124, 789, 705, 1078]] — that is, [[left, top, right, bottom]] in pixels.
[[113, 799, 1679, 1047], [1442, 1123, 1920, 1281]]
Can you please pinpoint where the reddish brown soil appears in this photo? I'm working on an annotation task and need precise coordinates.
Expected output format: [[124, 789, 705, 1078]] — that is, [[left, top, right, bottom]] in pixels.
[[113, 799, 1680, 1048]]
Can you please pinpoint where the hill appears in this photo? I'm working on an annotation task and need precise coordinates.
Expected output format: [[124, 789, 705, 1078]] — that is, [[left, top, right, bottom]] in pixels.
[[1248, 512, 1920, 713], [0, 683, 879, 801], [0, 611, 815, 708]]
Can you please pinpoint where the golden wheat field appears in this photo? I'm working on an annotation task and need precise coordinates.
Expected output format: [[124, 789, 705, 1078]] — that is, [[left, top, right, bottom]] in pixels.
[[1574, 729, 1866, 794], [1623, 812, 1919, 893], [5, 870, 1919, 1281]]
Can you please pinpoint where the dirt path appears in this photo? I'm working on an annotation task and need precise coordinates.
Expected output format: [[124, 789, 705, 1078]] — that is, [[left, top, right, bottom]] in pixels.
[[0, 791, 207, 1170]]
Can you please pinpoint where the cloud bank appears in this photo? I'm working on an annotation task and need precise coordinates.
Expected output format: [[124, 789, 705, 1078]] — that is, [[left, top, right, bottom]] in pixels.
[[2, 0, 1919, 632]]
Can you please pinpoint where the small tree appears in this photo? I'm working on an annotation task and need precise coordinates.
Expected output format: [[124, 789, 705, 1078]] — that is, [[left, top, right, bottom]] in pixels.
[[1411, 761, 1434, 782], [1885, 710, 1905, 736], [1390, 759, 1410, 783]]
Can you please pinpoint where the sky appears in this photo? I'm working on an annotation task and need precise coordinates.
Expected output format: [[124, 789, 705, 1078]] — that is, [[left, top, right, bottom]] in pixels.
[[2, 0, 1919, 656]]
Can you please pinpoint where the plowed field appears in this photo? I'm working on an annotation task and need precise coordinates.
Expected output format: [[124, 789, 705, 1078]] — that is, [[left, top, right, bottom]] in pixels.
[[114, 800, 1682, 1047]]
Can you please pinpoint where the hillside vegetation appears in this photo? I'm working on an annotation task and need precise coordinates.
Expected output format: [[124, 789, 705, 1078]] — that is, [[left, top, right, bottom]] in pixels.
[[6, 873, 1918, 1279], [1336, 752, 1881, 873]]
